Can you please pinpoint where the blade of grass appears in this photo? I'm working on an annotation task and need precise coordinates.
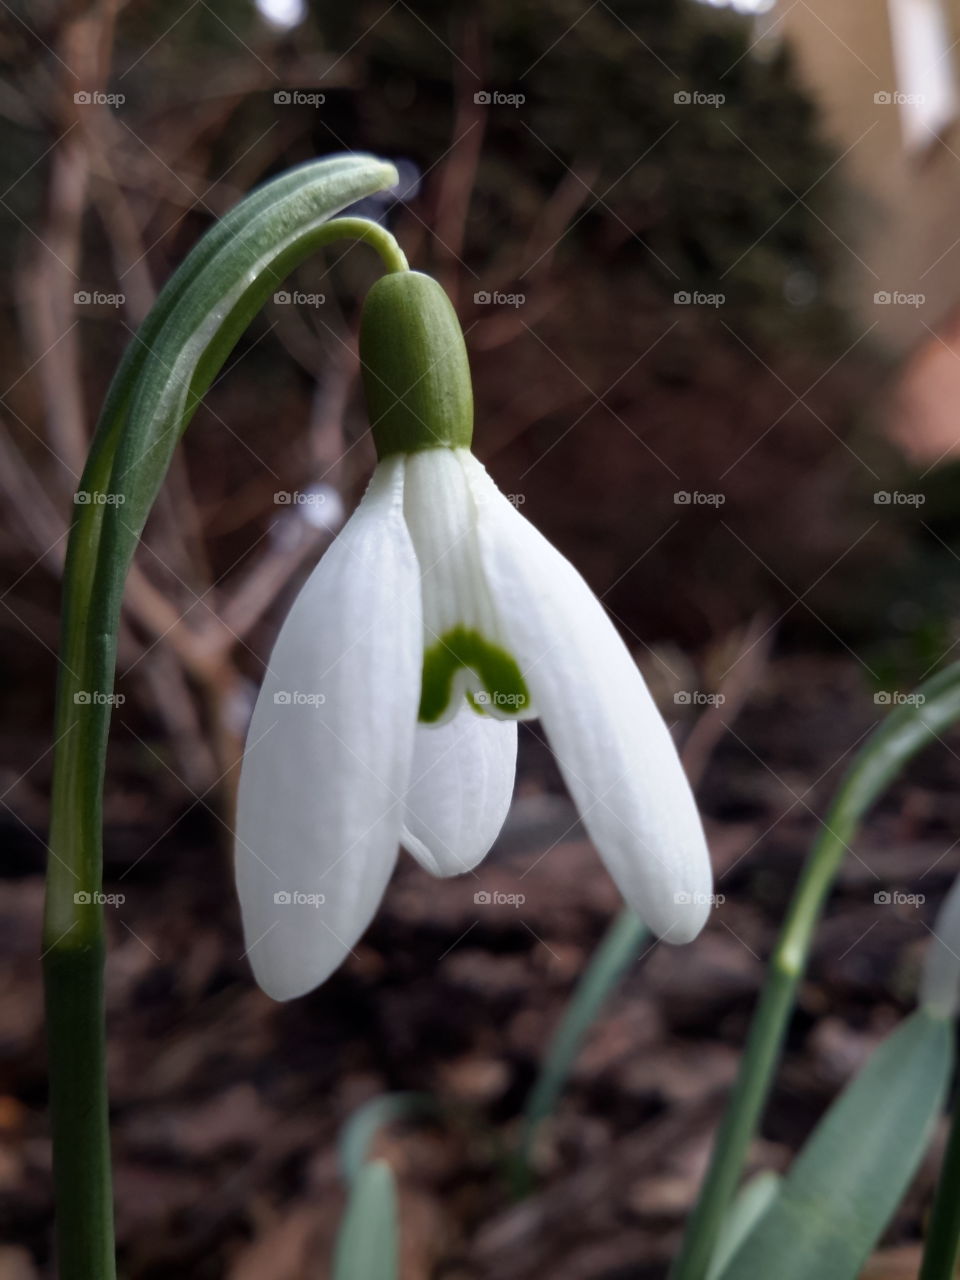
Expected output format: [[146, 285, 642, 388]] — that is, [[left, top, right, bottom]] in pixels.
[[332, 1160, 398, 1280]]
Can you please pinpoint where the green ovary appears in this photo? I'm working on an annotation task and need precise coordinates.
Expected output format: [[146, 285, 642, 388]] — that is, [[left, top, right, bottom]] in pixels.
[[419, 626, 532, 723]]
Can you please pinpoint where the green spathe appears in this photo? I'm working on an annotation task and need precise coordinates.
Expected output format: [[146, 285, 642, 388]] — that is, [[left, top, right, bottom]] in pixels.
[[419, 625, 531, 723], [360, 271, 473, 457]]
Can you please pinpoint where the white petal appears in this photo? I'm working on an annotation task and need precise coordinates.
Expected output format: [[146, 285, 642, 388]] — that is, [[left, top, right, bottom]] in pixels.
[[463, 454, 712, 943], [401, 705, 517, 876], [403, 447, 534, 723], [403, 447, 500, 643], [235, 457, 422, 999]]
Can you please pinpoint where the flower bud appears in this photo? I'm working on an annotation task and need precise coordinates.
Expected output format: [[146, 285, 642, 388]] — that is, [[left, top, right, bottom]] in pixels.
[[359, 270, 473, 457]]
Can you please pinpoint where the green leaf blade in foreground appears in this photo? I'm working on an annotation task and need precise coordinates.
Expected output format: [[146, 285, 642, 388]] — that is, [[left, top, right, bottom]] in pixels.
[[717, 1009, 953, 1280], [332, 1160, 399, 1280]]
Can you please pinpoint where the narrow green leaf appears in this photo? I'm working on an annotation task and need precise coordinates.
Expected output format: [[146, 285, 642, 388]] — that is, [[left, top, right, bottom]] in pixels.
[[717, 1009, 953, 1280], [706, 1172, 781, 1280], [332, 1160, 399, 1280]]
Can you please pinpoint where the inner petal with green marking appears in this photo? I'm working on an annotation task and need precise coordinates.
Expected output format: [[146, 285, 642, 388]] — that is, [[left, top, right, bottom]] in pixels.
[[419, 625, 531, 723], [403, 447, 535, 725]]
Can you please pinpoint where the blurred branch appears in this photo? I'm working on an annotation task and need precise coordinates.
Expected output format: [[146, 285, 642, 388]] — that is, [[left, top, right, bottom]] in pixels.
[[434, 17, 487, 306], [16, 127, 89, 489], [219, 529, 329, 644], [683, 615, 774, 787]]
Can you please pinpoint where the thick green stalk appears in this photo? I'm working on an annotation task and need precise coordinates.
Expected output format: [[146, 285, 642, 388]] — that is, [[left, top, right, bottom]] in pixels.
[[43, 942, 113, 1279], [671, 664, 960, 1280], [43, 157, 403, 1280], [919, 1097, 960, 1280]]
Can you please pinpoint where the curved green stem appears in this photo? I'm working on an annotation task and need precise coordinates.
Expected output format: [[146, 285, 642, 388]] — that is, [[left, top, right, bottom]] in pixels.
[[43, 158, 403, 1280], [670, 663, 960, 1280], [326, 217, 408, 274], [919, 1095, 960, 1280]]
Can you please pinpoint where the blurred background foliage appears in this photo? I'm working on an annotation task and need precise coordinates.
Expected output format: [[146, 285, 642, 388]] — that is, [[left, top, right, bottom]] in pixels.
[[2, 2, 959, 1277], [0, 0, 915, 785]]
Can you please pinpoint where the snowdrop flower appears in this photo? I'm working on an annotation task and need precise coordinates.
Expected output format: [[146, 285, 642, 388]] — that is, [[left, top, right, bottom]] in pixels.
[[236, 270, 713, 999]]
